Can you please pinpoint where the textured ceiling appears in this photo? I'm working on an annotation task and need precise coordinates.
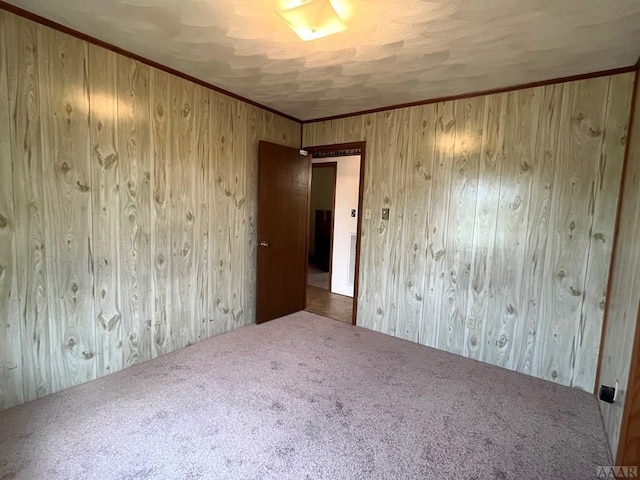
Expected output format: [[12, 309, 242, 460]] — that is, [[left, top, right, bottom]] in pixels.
[[5, 0, 640, 120]]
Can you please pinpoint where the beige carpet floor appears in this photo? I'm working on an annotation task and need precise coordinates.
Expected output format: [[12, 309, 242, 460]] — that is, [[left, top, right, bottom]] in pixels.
[[0, 312, 611, 479]]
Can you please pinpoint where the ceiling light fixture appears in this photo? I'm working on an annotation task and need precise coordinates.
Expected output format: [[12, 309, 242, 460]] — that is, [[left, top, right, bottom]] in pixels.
[[276, 0, 347, 41]]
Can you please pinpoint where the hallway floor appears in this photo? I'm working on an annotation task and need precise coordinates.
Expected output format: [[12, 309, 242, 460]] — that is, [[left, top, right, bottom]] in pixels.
[[305, 285, 353, 324]]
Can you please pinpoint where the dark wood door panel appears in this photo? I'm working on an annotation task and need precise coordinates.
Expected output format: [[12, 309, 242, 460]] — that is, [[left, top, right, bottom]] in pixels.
[[256, 141, 310, 324]]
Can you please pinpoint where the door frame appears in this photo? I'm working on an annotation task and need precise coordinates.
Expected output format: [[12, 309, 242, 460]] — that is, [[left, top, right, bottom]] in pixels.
[[615, 302, 640, 465], [310, 161, 338, 290], [303, 142, 366, 326]]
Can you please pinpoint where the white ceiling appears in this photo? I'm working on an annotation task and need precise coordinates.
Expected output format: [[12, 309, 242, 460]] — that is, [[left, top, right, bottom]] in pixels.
[[5, 0, 640, 120]]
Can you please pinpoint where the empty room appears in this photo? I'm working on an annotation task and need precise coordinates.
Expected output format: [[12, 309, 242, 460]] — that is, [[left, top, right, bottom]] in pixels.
[[1, 0, 640, 478]]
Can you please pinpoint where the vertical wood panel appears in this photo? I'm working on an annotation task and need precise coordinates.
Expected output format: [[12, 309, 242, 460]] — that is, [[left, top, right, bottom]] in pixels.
[[117, 56, 152, 366], [576, 73, 634, 391], [438, 96, 484, 355], [0, 11, 23, 409], [38, 26, 96, 392], [88, 44, 122, 377], [422, 101, 456, 348], [244, 105, 260, 328], [230, 100, 249, 330], [358, 111, 406, 336], [170, 76, 197, 349], [194, 85, 211, 341], [464, 93, 506, 361], [396, 104, 436, 343], [537, 78, 610, 388], [483, 89, 539, 368], [5, 14, 51, 402], [150, 68, 172, 356], [211, 92, 234, 335], [515, 84, 562, 376]]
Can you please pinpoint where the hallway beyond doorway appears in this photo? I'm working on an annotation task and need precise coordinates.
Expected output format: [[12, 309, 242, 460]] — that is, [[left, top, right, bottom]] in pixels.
[[305, 285, 353, 324]]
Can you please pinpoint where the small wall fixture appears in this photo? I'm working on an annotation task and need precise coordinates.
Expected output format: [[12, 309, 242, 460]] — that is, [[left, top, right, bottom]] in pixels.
[[276, 0, 347, 41]]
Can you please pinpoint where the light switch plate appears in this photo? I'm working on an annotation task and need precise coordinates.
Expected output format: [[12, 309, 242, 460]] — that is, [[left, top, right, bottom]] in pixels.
[[382, 208, 390, 220], [365, 209, 372, 219]]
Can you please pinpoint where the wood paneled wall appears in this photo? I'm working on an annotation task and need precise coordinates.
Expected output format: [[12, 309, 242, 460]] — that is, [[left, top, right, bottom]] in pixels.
[[303, 73, 634, 391], [598, 70, 640, 457], [0, 10, 300, 410]]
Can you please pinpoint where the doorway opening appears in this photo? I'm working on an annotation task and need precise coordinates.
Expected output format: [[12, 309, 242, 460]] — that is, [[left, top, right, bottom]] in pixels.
[[307, 162, 336, 289], [303, 143, 365, 326]]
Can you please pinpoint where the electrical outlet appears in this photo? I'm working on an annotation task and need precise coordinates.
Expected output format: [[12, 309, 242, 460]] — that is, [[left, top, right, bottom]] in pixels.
[[365, 209, 372, 220], [351, 209, 356, 218], [381, 208, 390, 220], [466, 316, 476, 329]]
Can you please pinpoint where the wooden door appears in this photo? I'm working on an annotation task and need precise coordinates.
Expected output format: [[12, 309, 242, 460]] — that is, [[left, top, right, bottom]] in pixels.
[[256, 141, 310, 324]]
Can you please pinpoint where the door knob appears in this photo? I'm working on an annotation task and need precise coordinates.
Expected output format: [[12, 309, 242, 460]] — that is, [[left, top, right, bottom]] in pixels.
[[259, 241, 270, 247]]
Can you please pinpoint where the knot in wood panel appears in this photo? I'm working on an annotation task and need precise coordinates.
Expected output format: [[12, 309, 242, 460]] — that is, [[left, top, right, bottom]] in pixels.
[[96, 149, 118, 170], [76, 181, 90, 192], [99, 313, 121, 331], [0, 214, 8, 228], [588, 127, 602, 137], [234, 195, 245, 208], [430, 246, 445, 261]]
